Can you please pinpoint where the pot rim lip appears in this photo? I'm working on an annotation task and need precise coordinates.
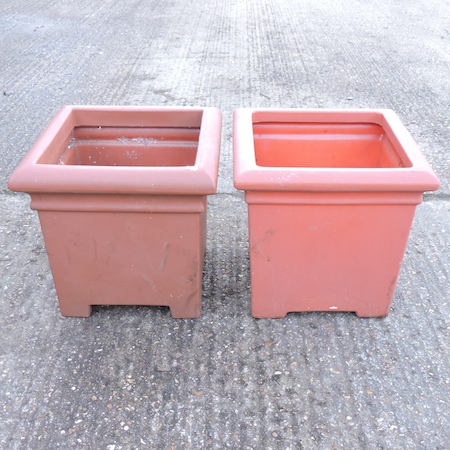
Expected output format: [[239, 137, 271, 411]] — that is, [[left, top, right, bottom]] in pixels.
[[233, 108, 440, 192], [8, 105, 222, 195]]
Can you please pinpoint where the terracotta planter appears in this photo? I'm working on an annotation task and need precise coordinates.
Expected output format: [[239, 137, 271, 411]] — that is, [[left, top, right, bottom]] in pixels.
[[8, 106, 221, 318], [233, 108, 440, 318]]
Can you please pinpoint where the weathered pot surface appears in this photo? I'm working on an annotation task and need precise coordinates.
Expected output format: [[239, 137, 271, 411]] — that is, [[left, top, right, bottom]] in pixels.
[[9, 106, 222, 318]]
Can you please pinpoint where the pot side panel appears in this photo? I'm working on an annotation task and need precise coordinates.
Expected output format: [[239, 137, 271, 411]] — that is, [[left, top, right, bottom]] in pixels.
[[37, 210, 205, 318], [248, 202, 417, 318]]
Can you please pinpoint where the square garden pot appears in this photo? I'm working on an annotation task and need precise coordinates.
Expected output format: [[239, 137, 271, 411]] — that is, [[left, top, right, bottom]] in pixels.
[[8, 106, 221, 318], [233, 108, 440, 318]]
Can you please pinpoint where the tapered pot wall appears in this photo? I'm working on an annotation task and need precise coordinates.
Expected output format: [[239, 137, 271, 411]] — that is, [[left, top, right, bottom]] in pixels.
[[8, 106, 221, 318], [247, 193, 417, 318], [233, 108, 440, 318], [35, 195, 206, 318]]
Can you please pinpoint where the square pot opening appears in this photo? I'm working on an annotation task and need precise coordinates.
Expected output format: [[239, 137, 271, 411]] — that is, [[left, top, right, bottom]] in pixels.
[[253, 122, 412, 169], [10, 107, 222, 195], [55, 126, 200, 167]]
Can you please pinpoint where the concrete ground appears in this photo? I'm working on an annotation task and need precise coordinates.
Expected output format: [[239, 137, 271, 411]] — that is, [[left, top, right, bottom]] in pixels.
[[1, 0, 449, 448]]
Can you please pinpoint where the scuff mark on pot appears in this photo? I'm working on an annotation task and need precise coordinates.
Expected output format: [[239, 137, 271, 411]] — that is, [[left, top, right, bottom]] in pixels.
[[160, 242, 170, 271], [251, 228, 275, 262]]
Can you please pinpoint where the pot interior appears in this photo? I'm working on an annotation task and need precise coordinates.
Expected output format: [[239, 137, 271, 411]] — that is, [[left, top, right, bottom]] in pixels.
[[57, 126, 199, 166], [253, 123, 410, 168]]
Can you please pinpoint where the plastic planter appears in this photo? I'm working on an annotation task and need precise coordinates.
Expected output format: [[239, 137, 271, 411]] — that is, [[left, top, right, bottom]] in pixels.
[[9, 106, 221, 318], [233, 108, 440, 318]]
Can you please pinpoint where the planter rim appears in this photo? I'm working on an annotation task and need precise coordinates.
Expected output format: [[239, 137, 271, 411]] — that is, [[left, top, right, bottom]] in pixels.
[[233, 108, 440, 192], [8, 105, 221, 195]]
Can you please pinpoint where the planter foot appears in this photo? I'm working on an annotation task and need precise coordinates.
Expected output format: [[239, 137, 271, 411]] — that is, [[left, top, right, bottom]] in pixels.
[[169, 306, 201, 319], [169, 293, 201, 319], [59, 302, 92, 318], [252, 305, 288, 319]]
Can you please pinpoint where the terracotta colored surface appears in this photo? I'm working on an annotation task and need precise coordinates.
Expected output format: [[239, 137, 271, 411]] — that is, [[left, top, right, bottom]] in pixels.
[[253, 123, 406, 168], [233, 108, 440, 318], [8, 106, 221, 318]]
